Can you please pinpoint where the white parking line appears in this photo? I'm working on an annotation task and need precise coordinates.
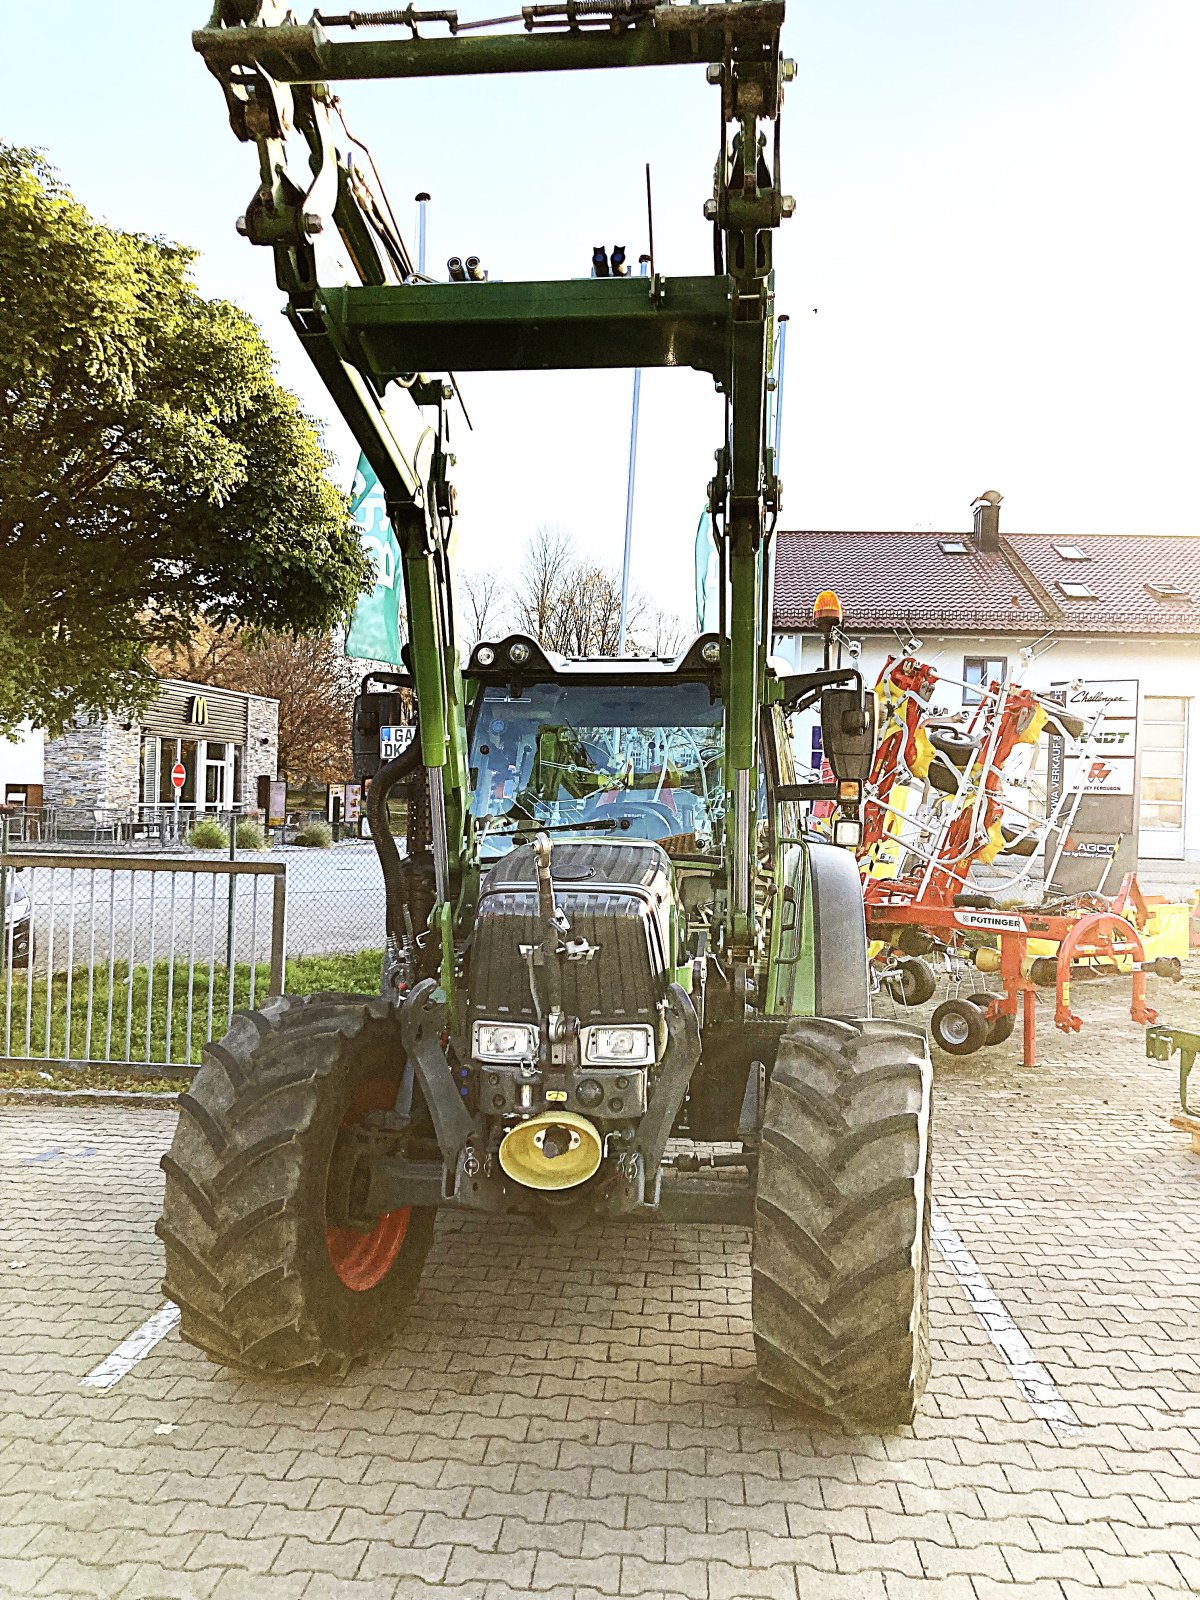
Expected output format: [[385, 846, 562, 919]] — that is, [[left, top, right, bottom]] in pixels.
[[932, 1206, 1081, 1438], [80, 1301, 180, 1391]]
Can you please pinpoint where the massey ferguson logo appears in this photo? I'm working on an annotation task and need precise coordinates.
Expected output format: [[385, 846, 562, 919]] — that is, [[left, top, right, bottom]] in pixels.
[[1087, 759, 1113, 783]]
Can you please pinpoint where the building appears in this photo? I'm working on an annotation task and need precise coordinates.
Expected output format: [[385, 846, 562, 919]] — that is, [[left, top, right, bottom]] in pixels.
[[0, 725, 45, 809], [772, 494, 1200, 862], [24, 680, 279, 821]]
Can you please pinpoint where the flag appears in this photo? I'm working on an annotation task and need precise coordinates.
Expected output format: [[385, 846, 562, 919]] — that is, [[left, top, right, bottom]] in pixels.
[[345, 455, 404, 666], [694, 507, 719, 632]]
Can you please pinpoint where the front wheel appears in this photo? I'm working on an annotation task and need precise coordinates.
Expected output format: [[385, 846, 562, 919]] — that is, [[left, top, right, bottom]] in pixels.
[[157, 993, 435, 1376], [751, 1017, 933, 1428], [930, 997, 989, 1055]]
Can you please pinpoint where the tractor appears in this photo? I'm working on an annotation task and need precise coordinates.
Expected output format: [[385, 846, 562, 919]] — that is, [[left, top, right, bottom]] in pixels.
[[159, 0, 934, 1427]]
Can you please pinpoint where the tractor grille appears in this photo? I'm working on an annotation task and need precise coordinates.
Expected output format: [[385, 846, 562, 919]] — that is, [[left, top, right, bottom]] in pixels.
[[469, 839, 671, 1028]]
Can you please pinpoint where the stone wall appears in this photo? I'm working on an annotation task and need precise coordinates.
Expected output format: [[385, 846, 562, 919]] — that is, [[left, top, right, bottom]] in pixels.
[[43, 716, 140, 811], [243, 694, 279, 813], [103, 721, 141, 808]]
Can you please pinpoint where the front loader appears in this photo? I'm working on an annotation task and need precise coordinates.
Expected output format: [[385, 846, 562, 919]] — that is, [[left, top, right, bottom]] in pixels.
[[159, 0, 934, 1427]]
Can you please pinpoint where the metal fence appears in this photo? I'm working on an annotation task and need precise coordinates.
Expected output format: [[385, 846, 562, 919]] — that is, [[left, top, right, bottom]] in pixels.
[[0, 851, 285, 1076]]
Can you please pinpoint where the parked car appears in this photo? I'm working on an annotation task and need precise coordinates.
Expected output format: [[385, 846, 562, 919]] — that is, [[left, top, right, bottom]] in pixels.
[[4, 872, 33, 963]]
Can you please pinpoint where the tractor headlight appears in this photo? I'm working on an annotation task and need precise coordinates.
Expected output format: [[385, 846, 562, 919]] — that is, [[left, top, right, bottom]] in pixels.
[[833, 817, 863, 850], [472, 1020, 537, 1062], [582, 1024, 654, 1066]]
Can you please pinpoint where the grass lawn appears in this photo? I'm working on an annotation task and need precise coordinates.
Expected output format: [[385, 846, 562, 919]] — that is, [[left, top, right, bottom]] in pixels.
[[0, 949, 384, 1093]]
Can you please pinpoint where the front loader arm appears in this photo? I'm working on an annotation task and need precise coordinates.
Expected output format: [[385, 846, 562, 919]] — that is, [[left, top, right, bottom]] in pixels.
[[197, 1, 469, 902], [195, 0, 791, 965]]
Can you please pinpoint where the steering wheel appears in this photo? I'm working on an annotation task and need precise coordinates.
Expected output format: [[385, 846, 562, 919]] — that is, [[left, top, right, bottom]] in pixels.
[[579, 794, 681, 838]]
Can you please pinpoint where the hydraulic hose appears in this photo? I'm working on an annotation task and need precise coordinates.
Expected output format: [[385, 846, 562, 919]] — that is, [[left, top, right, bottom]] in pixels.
[[366, 724, 425, 947]]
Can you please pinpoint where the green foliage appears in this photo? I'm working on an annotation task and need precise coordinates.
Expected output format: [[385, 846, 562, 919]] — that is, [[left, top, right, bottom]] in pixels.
[[187, 819, 227, 850], [0, 950, 384, 1079], [0, 145, 372, 735], [235, 820, 265, 850], [293, 820, 332, 848]]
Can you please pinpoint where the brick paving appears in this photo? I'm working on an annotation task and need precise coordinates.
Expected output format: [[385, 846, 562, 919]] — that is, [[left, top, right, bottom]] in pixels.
[[1, 972, 1198, 1599]]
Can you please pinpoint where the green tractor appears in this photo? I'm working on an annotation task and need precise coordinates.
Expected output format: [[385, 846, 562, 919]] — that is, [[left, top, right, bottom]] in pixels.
[[160, 0, 934, 1427]]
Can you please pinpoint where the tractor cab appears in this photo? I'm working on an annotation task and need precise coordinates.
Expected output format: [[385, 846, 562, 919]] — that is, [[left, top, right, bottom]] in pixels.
[[465, 634, 724, 862]]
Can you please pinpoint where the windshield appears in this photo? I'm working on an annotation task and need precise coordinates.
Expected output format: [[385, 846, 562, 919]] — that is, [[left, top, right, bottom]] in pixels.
[[469, 680, 724, 858]]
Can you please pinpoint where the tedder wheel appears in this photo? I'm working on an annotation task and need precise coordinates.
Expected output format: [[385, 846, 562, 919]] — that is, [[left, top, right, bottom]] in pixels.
[[930, 997, 989, 1055], [751, 1017, 933, 1428], [964, 992, 1016, 1046], [886, 956, 937, 1007], [158, 992, 435, 1376]]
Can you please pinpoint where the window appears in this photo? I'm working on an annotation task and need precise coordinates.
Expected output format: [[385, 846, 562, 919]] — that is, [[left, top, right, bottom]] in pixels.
[[963, 656, 1007, 707], [1057, 580, 1097, 600], [467, 680, 724, 859], [938, 539, 970, 554], [1146, 581, 1189, 600], [1053, 544, 1089, 560], [1139, 696, 1187, 851]]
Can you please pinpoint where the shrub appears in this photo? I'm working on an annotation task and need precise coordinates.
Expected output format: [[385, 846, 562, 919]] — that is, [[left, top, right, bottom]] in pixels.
[[293, 820, 332, 848], [187, 819, 226, 850], [235, 820, 265, 851]]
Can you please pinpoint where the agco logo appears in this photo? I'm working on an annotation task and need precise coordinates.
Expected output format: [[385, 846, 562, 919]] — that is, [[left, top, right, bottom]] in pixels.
[[188, 696, 209, 727]]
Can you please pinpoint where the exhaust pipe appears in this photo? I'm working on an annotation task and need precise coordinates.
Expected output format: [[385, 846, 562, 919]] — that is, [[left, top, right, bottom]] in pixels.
[[465, 255, 487, 281], [498, 1111, 603, 1191], [447, 256, 467, 281], [610, 244, 628, 276], [591, 246, 610, 278]]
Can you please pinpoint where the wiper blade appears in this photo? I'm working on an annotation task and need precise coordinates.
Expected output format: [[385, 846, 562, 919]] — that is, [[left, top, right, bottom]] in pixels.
[[508, 816, 633, 836]]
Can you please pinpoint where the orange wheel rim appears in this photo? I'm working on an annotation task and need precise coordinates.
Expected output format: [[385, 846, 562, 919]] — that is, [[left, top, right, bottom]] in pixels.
[[325, 1076, 412, 1292]]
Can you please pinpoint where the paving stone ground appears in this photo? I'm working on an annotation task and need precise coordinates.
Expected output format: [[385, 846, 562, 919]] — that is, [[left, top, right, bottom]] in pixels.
[[1, 970, 1198, 1600]]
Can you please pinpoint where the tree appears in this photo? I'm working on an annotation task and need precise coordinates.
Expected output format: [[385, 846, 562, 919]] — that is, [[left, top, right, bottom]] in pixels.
[[512, 525, 575, 647], [0, 145, 371, 735], [638, 606, 690, 658], [458, 568, 507, 652], [511, 525, 661, 657]]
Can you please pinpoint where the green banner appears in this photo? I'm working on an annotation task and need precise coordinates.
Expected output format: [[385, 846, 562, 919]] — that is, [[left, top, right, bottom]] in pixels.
[[345, 455, 404, 666], [694, 506, 719, 632]]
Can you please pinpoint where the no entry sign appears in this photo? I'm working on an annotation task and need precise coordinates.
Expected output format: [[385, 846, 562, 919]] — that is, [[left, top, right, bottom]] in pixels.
[[171, 762, 186, 791]]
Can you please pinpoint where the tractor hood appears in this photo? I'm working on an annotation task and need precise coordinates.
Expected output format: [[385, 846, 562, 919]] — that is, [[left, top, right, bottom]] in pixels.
[[468, 837, 673, 1032]]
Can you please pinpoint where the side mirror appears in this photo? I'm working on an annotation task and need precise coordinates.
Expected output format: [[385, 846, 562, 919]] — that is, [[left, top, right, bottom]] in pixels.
[[820, 686, 875, 786], [352, 673, 415, 782]]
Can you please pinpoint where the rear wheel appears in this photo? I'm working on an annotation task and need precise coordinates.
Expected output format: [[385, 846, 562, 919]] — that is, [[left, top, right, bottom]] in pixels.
[[158, 992, 435, 1376], [751, 1017, 933, 1428], [885, 956, 936, 1007], [964, 992, 1016, 1046]]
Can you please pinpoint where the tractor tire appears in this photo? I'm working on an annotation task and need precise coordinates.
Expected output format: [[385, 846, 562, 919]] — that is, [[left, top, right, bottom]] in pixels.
[[751, 1017, 933, 1429], [887, 956, 937, 1007], [157, 992, 436, 1377], [930, 997, 989, 1055], [964, 992, 1016, 1046]]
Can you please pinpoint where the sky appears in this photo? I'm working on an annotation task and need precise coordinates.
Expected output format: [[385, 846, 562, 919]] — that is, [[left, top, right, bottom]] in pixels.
[[4, 0, 1198, 625]]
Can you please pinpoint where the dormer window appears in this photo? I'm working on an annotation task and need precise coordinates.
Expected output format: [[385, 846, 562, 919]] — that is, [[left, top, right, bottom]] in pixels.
[[1146, 581, 1189, 600]]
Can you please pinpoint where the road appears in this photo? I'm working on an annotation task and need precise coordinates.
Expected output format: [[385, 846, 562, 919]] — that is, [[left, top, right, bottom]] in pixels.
[[1, 971, 1197, 1598]]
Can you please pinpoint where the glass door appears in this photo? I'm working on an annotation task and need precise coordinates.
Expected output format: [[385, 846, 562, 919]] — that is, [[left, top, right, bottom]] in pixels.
[[203, 741, 229, 812], [159, 738, 198, 807], [1138, 697, 1187, 860]]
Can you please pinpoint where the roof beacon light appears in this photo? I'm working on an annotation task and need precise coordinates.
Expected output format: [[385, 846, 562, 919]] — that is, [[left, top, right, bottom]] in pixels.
[[813, 590, 843, 628]]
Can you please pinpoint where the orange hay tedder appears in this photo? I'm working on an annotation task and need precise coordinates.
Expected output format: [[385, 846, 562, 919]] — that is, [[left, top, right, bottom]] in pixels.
[[852, 652, 1179, 1065]]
